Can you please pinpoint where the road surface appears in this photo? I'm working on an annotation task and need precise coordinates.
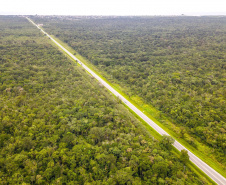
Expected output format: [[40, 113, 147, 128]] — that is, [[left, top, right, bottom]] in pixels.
[[26, 17, 226, 185]]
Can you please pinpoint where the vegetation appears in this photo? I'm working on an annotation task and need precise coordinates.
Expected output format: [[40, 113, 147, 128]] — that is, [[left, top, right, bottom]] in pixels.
[[0, 16, 210, 184], [31, 16, 226, 174]]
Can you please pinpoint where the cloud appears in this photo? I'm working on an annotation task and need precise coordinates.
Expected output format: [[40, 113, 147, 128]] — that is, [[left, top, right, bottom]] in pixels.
[[1, 0, 226, 15]]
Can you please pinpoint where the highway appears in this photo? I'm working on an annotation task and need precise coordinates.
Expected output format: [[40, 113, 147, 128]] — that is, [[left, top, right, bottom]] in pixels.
[[26, 17, 226, 185]]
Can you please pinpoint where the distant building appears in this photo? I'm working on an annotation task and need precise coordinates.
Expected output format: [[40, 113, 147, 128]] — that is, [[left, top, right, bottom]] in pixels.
[[37, 24, 43, 27]]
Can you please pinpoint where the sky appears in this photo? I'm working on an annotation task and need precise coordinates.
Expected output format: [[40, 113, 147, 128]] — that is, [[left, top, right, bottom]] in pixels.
[[1, 0, 226, 16]]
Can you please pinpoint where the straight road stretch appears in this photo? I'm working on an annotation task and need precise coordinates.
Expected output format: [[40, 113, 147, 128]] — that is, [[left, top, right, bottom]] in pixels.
[[26, 17, 226, 185]]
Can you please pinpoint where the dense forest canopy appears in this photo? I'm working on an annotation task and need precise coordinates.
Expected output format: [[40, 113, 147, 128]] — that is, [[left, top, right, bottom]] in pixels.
[[31, 16, 226, 170], [0, 16, 208, 184]]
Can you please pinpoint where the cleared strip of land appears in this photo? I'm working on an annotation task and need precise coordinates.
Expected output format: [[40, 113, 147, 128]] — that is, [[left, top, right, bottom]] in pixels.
[[26, 17, 226, 185]]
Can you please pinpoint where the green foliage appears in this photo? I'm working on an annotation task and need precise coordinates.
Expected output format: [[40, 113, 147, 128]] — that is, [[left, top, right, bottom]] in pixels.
[[33, 15, 226, 168], [159, 135, 175, 150], [0, 16, 208, 184], [180, 149, 190, 164]]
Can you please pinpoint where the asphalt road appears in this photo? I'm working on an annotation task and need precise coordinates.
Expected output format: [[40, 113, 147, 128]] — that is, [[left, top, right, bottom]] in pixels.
[[26, 17, 226, 185]]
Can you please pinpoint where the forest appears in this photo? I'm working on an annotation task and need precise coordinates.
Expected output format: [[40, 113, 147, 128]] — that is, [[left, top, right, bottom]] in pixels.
[[0, 16, 210, 184], [31, 16, 226, 173]]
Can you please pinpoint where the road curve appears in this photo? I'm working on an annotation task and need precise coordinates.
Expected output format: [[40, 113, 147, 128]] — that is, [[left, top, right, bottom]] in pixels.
[[26, 17, 226, 185]]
